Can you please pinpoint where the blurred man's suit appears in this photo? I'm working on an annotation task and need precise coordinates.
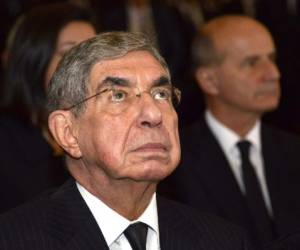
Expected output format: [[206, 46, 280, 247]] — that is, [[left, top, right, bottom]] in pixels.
[[159, 115, 300, 245]]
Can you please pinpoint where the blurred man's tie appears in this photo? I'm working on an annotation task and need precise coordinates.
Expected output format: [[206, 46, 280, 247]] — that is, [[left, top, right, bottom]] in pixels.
[[237, 140, 274, 243]]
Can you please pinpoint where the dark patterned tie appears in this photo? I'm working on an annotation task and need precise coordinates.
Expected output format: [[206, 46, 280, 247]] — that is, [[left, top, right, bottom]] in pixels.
[[237, 140, 274, 243], [124, 222, 148, 250]]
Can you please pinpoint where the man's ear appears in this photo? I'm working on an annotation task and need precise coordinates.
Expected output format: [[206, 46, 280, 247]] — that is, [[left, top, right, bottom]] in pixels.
[[195, 67, 219, 95], [48, 110, 82, 158]]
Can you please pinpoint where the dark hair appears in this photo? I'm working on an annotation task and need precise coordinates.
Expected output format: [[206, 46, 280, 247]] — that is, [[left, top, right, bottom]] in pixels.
[[0, 2, 98, 125], [47, 31, 170, 116]]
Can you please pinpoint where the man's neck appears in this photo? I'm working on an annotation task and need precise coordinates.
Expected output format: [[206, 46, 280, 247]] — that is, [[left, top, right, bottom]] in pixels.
[[70, 163, 157, 220], [208, 107, 260, 138]]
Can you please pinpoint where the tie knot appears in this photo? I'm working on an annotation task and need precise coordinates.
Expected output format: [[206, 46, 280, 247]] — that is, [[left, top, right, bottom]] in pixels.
[[237, 140, 251, 160], [124, 222, 148, 250]]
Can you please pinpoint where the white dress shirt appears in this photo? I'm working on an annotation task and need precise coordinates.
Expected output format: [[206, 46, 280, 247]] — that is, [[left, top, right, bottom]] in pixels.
[[205, 110, 273, 215], [77, 183, 160, 250]]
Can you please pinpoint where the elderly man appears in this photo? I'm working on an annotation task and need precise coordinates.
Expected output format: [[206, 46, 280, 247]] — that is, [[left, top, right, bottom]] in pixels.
[[0, 32, 253, 249], [159, 15, 300, 248]]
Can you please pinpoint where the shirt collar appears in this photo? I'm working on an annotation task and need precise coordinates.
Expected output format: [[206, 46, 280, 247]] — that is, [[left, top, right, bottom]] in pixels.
[[76, 182, 159, 246], [245, 120, 261, 151], [205, 110, 261, 152]]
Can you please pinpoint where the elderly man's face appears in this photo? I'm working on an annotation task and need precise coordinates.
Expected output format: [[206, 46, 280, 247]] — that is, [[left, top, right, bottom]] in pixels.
[[210, 20, 281, 116], [74, 51, 180, 182]]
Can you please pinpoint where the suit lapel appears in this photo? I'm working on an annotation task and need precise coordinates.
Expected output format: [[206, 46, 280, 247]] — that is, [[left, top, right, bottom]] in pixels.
[[260, 125, 281, 205], [184, 118, 251, 225], [262, 125, 300, 235], [157, 196, 203, 250], [260, 125, 284, 235], [45, 179, 109, 250]]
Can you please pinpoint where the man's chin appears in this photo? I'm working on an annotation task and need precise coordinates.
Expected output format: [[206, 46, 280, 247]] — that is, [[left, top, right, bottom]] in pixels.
[[132, 162, 176, 182], [260, 102, 279, 113]]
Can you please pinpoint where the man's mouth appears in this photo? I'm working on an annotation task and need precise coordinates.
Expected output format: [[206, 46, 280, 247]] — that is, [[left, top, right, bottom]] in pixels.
[[132, 143, 168, 153]]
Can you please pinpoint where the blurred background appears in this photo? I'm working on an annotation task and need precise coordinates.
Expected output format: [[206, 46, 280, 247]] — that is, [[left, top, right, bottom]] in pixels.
[[1, 0, 299, 133]]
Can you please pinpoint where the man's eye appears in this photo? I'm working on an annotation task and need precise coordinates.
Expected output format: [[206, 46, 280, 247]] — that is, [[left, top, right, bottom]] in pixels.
[[247, 59, 257, 67], [242, 57, 259, 68], [152, 88, 171, 101], [111, 89, 127, 102]]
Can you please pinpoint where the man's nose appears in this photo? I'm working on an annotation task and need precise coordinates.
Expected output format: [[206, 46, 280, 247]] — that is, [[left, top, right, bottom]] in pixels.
[[136, 93, 163, 128], [262, 60, 281, 82]]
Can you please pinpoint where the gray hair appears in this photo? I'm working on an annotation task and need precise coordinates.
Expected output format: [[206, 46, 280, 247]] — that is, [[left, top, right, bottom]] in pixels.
[[191, 29, 224, 69], [47, 31, 170, 116]]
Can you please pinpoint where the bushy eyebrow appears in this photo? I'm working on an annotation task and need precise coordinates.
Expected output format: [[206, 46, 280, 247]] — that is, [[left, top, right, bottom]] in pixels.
[[103, 76, 130, 87], [153, 75, 171, 87], [94, 76, 130, 92], [95, 75, 171, 92]]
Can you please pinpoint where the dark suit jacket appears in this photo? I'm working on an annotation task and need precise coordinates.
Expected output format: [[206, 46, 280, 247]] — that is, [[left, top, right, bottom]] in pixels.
[[265, 230, 300, 250], [0, 178, 254, 249], [159, 116, 300, 247]]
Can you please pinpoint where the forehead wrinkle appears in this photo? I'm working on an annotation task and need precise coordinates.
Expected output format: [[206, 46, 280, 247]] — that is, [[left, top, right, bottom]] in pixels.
[[240, 45, 277, 61]]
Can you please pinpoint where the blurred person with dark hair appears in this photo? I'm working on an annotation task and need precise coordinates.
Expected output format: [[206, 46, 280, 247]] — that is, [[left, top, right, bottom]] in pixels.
[[0, 2, 98, 213]]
